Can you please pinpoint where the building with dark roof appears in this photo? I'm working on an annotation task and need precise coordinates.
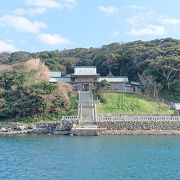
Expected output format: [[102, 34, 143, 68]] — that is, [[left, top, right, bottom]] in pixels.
[[49, 66, 142, 92]]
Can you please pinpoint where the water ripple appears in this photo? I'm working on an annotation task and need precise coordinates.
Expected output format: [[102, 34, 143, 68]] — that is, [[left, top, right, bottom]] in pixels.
[[0, 135, 180, 180]]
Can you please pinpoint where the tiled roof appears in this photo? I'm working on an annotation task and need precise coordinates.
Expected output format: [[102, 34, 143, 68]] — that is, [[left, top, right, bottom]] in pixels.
[[130, 81, 142, 86], [49, 77, 72, 83], [49, 71, 61, 78], [98, 77, 129, 83], [73, 66, 99, 76]]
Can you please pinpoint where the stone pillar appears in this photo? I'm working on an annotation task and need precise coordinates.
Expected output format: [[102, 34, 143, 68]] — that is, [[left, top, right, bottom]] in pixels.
[[80, 104, 82, 122], [94, 103, 97, 122], [78, 103, 80, 120], [91, 101, 94, 121]]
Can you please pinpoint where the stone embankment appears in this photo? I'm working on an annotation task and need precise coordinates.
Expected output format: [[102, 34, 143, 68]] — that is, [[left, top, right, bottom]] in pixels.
[[97, 120, 180, 135], [97, 120, 180, 130], [1, 120, 180, 135]]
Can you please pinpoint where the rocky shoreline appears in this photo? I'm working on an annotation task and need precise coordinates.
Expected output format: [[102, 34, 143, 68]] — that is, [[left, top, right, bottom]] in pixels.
[[0, 123, 67, 135], [0, 122, 180, 136]]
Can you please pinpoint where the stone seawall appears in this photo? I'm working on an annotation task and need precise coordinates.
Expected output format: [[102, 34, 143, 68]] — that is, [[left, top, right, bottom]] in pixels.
[[97, 120, 180, 135], [97, 121, 180, 131], [0, 120, 180, 135]]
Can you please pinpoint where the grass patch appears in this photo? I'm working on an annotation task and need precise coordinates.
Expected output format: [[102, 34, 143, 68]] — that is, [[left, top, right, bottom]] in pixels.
[[97, 93, 173, 115], [70, 95, 78, 111]]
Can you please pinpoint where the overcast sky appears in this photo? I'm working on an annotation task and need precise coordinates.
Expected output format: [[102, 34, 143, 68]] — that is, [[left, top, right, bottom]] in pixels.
[[0, 0, 180, 52]]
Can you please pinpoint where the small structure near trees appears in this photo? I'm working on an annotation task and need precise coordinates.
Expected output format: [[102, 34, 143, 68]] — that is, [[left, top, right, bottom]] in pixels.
[[172, 103, 180, 115]]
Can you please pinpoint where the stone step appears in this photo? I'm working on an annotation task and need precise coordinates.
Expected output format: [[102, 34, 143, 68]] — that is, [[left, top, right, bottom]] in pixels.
[[70, 128, 98, 136], [79, 125, 97, 129], [80, 121, 97, 126]]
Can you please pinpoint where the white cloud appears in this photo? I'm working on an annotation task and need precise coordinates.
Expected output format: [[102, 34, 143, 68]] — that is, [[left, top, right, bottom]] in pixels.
[[13, 0, 76, 16], [25, 0, 76, 10], [63, 0, 76, 10], [14, 7, 46, 16], [127, 16, 143, 25], [127, 25, 166, 36], [0, 15, 46, 33], [98, 6, 119, 15], [127, 5, 144, 11], [38, 33, 69, 45], [111, 31, 120, 37], [25, 0, 62, 9], [160, 18, 180, 25], [0, 40, 18, 52]]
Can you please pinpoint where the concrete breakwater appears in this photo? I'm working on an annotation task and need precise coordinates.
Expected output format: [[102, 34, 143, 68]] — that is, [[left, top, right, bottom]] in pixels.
[[0, 120, 180, 135]]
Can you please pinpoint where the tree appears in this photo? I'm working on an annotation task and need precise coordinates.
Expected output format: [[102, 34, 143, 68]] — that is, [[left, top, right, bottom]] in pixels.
[[151, 56, 180, 90], [98, 80, 113, 91], [138, 72, 162, 100], [0, 70, 28, 90]]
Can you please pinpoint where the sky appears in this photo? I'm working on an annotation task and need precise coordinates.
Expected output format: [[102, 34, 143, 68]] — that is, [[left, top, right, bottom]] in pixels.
[[0, 0, 180, 52]]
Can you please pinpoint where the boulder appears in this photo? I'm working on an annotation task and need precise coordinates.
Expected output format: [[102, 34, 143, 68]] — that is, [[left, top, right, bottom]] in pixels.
[[0, 127, 8, 132], [55, 124, 62, 131], [27, 125, 36, 130]]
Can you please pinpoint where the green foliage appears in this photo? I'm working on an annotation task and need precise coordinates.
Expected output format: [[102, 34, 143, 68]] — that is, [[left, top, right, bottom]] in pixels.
[[0, 68, 77, 121], [98, 80, 113, 90], [0, 86, 47, 118], [32, 82, 57, 94], [92, 80, 113, 102], [0, 70, 28, 90], [97, 93, 173, 115], [43, 57, 76, 75], [160, 90, 180, 102], [0, 51, 33, 64]]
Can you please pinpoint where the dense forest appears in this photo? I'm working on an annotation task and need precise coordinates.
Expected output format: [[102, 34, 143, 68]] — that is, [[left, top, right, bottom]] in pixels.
[[0, 38, 179, 121]]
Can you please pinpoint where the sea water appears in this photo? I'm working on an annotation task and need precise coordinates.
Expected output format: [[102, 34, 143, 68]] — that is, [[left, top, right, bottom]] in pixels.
[[0, 135, 180, 180]]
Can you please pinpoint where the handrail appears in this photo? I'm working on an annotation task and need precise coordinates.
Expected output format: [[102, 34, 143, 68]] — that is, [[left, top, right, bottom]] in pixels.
[[61, 116, 79, 121], [97, 115, 180, 121]]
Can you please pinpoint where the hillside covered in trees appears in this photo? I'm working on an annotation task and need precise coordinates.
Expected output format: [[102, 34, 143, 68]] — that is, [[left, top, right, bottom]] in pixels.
[[0, 37, 180, 103]]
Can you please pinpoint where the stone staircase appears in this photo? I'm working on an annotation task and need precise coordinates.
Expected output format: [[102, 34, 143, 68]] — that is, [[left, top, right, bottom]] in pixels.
[[79, 91, 95, 122], [79, 91, 93, 102], [71, 91, 98, 135]]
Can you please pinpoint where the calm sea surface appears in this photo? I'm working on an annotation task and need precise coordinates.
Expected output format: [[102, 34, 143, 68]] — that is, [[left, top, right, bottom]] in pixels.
[[0, 135, 180, 180]]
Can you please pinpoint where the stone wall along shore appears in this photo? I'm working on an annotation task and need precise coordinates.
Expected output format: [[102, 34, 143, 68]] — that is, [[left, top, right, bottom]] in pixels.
[[0, 120, 180, 135], [97, 120, 180, 131]]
